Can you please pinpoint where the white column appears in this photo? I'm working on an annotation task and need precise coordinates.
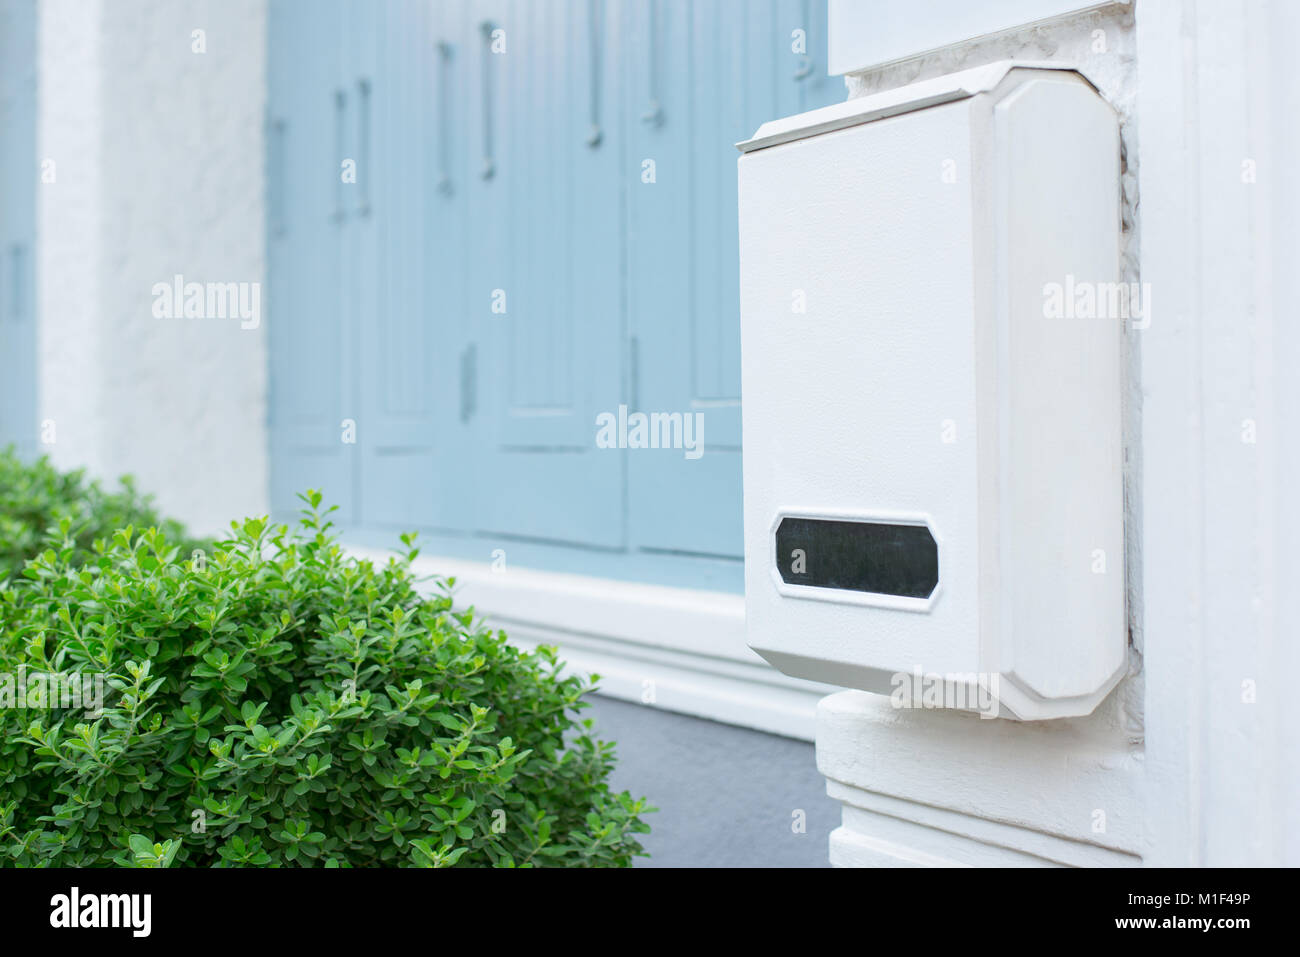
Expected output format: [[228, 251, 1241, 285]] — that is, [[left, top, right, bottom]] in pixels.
[[36, 0, 269, 535], [1136, 0, 1300, 867], [38, 0, 108, 477]]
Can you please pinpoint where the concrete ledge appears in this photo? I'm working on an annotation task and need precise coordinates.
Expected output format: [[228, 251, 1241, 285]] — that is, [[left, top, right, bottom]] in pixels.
[[817, 690, 1143, 866]]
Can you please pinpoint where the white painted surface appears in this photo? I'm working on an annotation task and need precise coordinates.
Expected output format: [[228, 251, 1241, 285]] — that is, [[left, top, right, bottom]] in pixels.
[[827, 0, 1124, 75], [738, 65, 1125, 719], [737, 60, 1071, 153], [36, 0, 268, 535], [1135, 0, 1300, 867], [37, 0, 107, 478], [819, 690, 1141, 866]]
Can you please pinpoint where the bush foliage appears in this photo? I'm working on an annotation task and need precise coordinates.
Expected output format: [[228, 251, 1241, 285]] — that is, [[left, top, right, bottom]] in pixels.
[[0, 447, 196, 584], [0, 485, 650, 867]]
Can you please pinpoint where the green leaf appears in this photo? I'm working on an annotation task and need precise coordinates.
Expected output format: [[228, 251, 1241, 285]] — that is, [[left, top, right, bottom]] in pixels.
[[127, 834, 153, 856]]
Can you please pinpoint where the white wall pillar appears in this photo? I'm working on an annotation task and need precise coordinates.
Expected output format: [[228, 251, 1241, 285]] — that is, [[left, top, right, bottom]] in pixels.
[[37, 0, 107, 477], [1135, 0, 1300, 867], [37, 0, 268, 535]]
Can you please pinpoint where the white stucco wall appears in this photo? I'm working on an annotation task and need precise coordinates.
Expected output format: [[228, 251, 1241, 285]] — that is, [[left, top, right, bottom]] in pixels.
[[37, 0, 268, 535], [37, 0, 106, 479]]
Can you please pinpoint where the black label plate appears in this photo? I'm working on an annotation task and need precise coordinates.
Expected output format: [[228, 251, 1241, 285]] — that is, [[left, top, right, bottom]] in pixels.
[[775, 517, 938, 599]]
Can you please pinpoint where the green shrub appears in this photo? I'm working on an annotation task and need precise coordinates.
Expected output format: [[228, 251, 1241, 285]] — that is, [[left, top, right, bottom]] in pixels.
[[0, 446, 199, 584], [0, 490, 651, 867]]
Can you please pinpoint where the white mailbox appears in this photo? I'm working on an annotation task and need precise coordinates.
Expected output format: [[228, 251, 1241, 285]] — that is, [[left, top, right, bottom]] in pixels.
[[736, 62, 1125, 720]]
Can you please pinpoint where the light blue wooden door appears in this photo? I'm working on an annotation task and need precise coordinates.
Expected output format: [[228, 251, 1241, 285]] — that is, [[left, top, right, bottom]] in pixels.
[[464, 0, 626, 549], [267, 0, 358, 524], [354, 0, 477, 534], [625, 0, 841, 559], [0, 0, 36, 457], [270, 1, 476, 533], [267, 0, 839, 587]]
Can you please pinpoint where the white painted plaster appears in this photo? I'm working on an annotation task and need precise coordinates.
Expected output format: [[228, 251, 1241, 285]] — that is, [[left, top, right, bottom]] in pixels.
[[37, 0, 268, 535]]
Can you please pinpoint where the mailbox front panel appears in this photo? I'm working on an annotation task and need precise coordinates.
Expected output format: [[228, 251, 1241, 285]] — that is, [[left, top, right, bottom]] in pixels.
[[738, 98, 984, 692]]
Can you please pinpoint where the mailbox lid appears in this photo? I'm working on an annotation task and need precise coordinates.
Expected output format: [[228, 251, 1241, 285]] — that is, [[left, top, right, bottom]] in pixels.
[[736, 59, 1085, 154]]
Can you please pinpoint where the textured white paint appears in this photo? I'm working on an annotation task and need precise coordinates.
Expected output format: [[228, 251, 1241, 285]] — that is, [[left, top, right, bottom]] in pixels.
[[827, 0, 1125, 75], [37, 0, 268, 535], [38, 0, 107, 478], [1136, 0, 1300, 867], [819, 690, 1141, 866]]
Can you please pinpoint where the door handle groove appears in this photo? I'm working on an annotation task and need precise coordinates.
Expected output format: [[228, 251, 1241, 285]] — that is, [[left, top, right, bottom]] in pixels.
[[460, 344, 478, 422], [586, 0, 604, 146], [270, 117, 287, 236], [7, 244, 25, 322], [479, 21, 497, 179], [356, 77, 371, 217], [640, 0, 664, 126], [436, 41, 454, 195], [332, 87, 347, 223]]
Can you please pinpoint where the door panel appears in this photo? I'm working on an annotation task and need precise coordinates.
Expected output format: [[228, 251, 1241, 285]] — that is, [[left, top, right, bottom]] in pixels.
[[626, 0, 841, 559], [354, 0, 470, 532], [467, 0, 625, 549], [268, 0, 357, 524]]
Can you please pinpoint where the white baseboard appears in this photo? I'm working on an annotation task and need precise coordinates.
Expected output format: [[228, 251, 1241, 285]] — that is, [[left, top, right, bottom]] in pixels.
[[346, 545, 837, 741]]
